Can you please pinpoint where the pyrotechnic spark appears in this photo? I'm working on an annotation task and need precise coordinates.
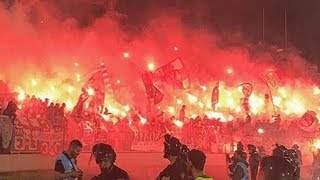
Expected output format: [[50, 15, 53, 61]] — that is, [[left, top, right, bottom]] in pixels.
[[174, 46, 179, 51], [148, 63, 155, 71], [314, 87, 320, 95], [228, 115, 234, 121], [258, 128, 264, 134], [100, 114, 111, 121], [116, 80, 121, 84], [74, 62, 79, 67], [66, 100, 73, 110], [198, 102, 204, 108], [226, 68, 233, 74], [188, 94, 198, 104], [18, 105, 22, 109], [67, 86, 74, 94], [139, 115, 147, 125], [124, 105, 130, 112], [201, 86, 207, 92], [123, 52, 130, 59], [176, 99, 183, 105], [278, 87, 287, 98], [207, 112, 226, 122], [31, 79, 37, 86], [17, 91, 26, 101], [168, 106, 175, 114], [87, 87, 95, 96], [173, 119, 184, 128]]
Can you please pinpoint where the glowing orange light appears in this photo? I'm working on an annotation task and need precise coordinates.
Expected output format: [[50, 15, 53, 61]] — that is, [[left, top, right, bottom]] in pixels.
[[176, 99, 183, 105], [17, 91, 26, 101], [87, 87, 95, 96], [226, 68, 233, 74], [67, 86, 74, 94], [123, 52, 130, 59], [139, 115, 147, 125], [124, 105, 130, 112], [314, 86, 320, 95], [18, 105, 22, 110], [116, 80, 121, 84], [31, 79, 37, 86], [74, 62, 79, 67], [174, 46, 179, 52], [228, 115, 234, 121], [147, 63, 155, 71], [201, 86, 207, 92], [173, 119, 184, 128], [188, 94, 198, 104], [168, 106, 175, 114], [66, 100, 73, 110], [258, 128, 264, 134]]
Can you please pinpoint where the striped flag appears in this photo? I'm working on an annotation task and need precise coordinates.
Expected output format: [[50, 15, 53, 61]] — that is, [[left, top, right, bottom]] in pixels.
[[72, 65, 112, 116], [262, 71, 279, 89]]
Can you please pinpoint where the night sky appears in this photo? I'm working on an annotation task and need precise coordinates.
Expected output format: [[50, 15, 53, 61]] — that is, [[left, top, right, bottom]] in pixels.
[[2, 0, 320, 65]]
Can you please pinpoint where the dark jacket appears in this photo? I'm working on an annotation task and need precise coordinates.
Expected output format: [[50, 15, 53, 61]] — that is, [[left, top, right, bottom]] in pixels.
[[92, 165, 129, 180], [157, 157, 188, 180]]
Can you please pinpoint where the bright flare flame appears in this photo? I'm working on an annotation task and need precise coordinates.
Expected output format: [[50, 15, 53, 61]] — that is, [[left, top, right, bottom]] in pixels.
[[17, 91, 26, 101], [314, 87, 320, 95], [168, 106, 175, 114], [87, 87, 95, 96], [31, 79, 37, 86], [173, 119, 184, 128], [123, 52, 130, 59], [176, 99, 183, 105], [258, 128, 264, 134], [139, 115, 147, 125], [201, 86, 207, 92], [188, 94, 198, 104], [207, 112, 226, 122], [226, 68, 233, 74], [148, 63, 155, 71]]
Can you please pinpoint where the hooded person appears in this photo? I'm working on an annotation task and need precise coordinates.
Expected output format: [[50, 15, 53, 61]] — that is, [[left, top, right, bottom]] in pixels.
[[157, 134, 188, 180], [91, 143, 129, 180], [258, 144, 296, 180]]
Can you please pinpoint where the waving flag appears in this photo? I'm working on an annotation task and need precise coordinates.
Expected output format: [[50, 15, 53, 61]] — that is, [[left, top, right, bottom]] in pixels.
[[262, 70, 279, 89], [211, 81, 219, 107], [142, 72, 164, 104], [72, 65, 112, 117], [153, 58, 190, 89], [240, 83, 253, 98]]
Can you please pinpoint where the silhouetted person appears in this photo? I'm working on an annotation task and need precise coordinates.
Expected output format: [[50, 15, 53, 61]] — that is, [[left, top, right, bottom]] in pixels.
[[91, 143, 129, 180], [3, 100, 18, 122], [258, 144, 296, 180], [157, 134, 188, 180], [229, 151, 249, 180], [248, 144, 259, 180], [47, 102, 55, 121]]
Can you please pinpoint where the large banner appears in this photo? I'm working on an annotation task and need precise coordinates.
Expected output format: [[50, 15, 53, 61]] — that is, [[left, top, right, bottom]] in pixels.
[[13, 117, 42, 152]]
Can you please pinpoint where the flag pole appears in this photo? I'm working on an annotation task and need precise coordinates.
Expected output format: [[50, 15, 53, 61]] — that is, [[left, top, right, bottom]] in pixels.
[[266, 82, 276, 116], [262, 8, 265, 42]]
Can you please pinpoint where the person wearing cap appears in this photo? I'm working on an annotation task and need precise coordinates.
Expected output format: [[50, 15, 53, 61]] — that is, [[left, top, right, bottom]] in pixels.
[[91, 143, 129, 180], [54, 140, 83, 180], [157, 134, 188, 180], [247, 144, 260, 180], [187, 149, 213, 180]]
